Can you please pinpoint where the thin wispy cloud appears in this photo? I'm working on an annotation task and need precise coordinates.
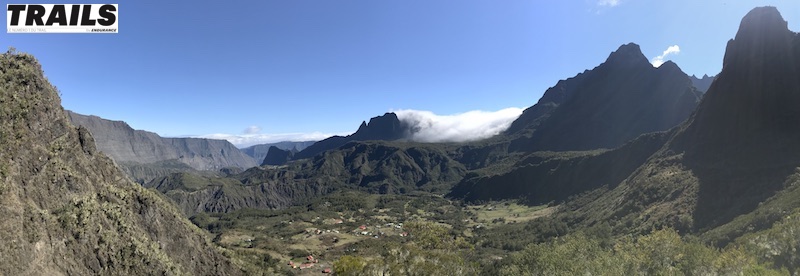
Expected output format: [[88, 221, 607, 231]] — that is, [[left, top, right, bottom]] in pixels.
[[395, 108, 523, 143], [597, 0, 621, 7], [651, 45, 681, 67], [195, 132, 345, 148], [243, 125, 261, 134]]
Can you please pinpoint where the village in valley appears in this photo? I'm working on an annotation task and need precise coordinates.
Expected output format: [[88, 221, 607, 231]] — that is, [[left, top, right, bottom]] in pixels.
[[197, 191, 552, 274]]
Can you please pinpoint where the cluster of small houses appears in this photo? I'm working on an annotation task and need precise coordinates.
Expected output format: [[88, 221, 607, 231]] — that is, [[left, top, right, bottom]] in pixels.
[[305, 220, 409, 239], [286, 220, 412, 273], [352, 222, 408, 238]]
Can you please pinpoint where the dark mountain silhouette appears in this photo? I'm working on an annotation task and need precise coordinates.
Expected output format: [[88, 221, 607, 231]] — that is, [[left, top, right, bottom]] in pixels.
[[508, 43, 703, 152], [0, 50, 240, 275], [690, 74, 715, 93], [68, 111, 257, 182], [261, 146, 293, 165], [289, 113, 409, 162], [239, 140, 315, 164]]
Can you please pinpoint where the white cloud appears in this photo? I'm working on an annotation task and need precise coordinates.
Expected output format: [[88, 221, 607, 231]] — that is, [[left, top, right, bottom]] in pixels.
[[598, 0, 621, 7], [243, 125, 261, 134], [651, 45, 681, 67], [194, 132, 345, 148], [394, 108, 523, 143]]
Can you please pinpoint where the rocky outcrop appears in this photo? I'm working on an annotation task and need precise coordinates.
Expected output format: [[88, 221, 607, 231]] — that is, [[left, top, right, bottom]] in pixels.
[[0, 50, 241, 275]]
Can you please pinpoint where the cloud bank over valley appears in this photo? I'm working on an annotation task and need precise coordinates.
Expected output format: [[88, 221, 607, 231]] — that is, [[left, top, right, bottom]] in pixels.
[[396, 108, 524, 143], [195, 108, 524, 147]]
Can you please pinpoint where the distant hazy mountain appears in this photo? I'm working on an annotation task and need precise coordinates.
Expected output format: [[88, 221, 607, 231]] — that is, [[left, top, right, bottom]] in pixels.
[[239, 140, 315, 164], [0, 51, 240, 275], [507, 43, 703, 152], [690, 74, 715, 93], [67, 111, 257, 182]]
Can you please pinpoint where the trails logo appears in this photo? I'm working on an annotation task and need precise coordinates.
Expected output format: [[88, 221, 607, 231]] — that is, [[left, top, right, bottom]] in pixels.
[[7, 4, 117, 33]]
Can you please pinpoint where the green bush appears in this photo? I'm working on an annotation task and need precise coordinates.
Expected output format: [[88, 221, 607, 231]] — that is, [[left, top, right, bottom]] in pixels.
[[334, 255, 367, 276]]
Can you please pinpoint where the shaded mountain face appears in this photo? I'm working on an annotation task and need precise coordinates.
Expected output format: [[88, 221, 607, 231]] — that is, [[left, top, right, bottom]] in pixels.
[[507, 43, 703, 152], [661, 6, 800, 229], [449, 132, 668, 205], [0, 51, 240, 275], [690, 74, 715, 93], [291, 113, 409, 161], [673, 6, 800, 165], [239, 140, 314, 164], [454, 7, 800, 239], [68, 111, 257, 182], [504, 70, 589, 135]]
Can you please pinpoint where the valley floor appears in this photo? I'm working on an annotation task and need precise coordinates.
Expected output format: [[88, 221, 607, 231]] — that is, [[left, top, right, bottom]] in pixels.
[[186, 189, 800, 275]]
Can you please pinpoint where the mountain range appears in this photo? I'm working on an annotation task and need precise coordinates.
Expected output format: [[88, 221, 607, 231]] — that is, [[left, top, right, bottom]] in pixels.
[[138, 34, 709, 215], [150, 8, 800, 244], [5, 5, 799, 274]]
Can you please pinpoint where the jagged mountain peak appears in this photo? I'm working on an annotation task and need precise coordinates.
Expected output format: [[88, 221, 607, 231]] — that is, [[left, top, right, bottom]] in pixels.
[[603, 42, 651, 68], [506, 41, 701, 151], [351, 112, 405, 141], [504, 42, 665, 137]]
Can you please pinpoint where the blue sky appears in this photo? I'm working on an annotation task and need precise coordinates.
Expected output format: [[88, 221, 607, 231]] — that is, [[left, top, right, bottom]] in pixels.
[[3, 0, 799, 146]]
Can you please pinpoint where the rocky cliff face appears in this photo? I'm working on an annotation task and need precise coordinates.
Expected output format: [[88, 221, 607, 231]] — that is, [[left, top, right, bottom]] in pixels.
[[68, 111, 257, 181], [0, 50, 240, 275], [507, 43, 702, 152]]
